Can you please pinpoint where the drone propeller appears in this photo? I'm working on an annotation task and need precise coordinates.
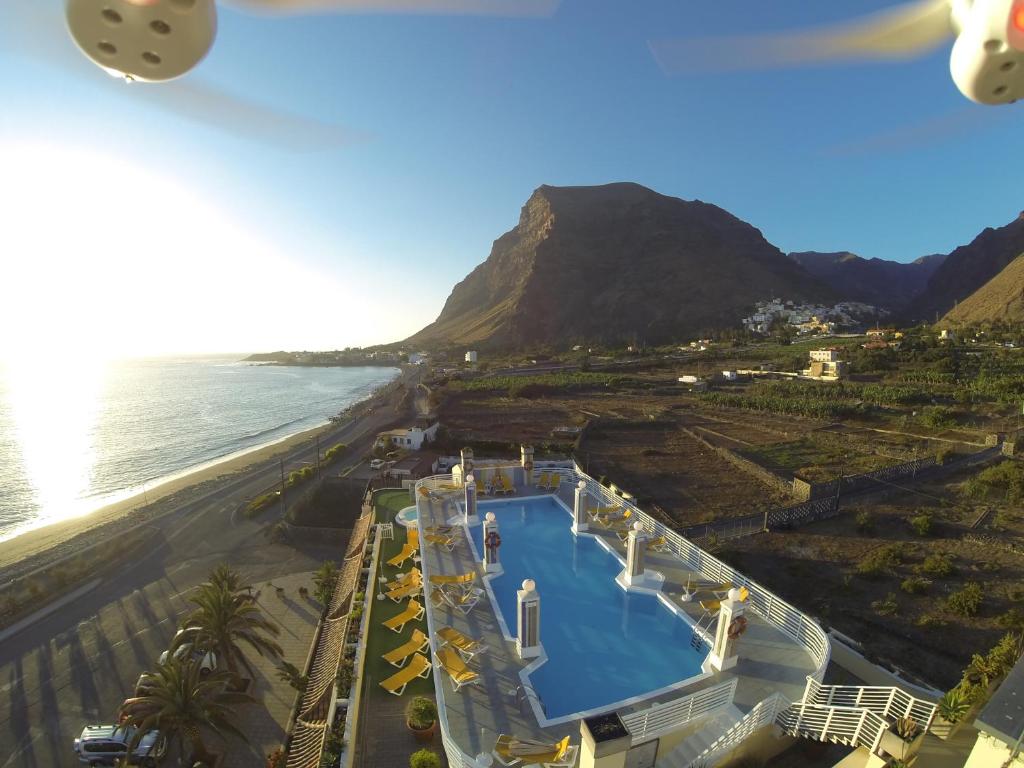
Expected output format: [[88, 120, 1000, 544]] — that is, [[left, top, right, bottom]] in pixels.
[[226, 0, 559, 16], [650, 0, 956, 73]]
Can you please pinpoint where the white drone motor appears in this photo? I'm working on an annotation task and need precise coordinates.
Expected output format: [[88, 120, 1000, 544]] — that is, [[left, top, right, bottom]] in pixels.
[[66, 0, 217, 82], [950, 0, 1024, 103]]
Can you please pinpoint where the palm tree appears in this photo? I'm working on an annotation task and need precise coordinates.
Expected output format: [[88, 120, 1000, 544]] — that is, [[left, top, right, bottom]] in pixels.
[[208, 564, 249, 597], [312, 561, 339, 608], [175, 582, 283, 682], [121, 658, 252, 764]]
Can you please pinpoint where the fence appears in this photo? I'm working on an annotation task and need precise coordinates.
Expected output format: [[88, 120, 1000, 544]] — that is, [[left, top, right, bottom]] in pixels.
[[285, 512, 373, 768], [693, 693, 787, 768], [776, 700, 888, 753], [621, 679, 738, 742], [802, 677, 936, 728], [793, 457, 938, 501]]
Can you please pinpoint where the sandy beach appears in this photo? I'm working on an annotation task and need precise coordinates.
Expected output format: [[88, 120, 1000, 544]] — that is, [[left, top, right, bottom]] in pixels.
[[0, 375, 404, 579]]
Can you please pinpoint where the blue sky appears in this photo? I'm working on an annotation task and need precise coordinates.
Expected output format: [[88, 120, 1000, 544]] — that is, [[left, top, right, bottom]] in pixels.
[[0, 0, 1020, 352]]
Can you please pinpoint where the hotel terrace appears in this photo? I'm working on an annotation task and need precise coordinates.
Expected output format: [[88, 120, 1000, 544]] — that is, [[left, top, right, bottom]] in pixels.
[[391, 446, 939, 768]]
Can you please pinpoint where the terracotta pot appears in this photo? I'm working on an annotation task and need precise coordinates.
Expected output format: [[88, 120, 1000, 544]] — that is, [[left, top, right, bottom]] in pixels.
[[408, 720, 437, 743]]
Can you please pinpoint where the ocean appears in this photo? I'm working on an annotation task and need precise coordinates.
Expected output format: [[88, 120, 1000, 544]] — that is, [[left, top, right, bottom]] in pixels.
[[0, 356, 400, 543]]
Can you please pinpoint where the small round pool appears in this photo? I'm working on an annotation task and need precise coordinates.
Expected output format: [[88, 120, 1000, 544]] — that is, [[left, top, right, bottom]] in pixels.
[[395, 506, 418, 528]]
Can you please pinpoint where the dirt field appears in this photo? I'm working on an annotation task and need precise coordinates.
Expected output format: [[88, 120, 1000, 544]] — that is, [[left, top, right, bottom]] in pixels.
[[723, 462, 1024, 690]]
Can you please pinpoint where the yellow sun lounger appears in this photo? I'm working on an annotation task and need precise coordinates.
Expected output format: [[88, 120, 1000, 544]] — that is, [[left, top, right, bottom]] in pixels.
[[385, 579, 422, 603], [382, 600, 424, 633], [379, 652, 431, 696], [535, 472, 550, 489], [493, 734, 576, 767], [436, 647, 480, 692], [647, 535, 671, 552], [408, 528, 420, 549], [424, 533, 456, 551], [382, 629, 430, 668], [386, 543, 417, 568], [498, 474, 515, 495], [437, 625, 486, 660], [598, 509, 633, 529], [547, 474, 562, 493], [429, 572, 476, 586], [393, 567, 421, 586]]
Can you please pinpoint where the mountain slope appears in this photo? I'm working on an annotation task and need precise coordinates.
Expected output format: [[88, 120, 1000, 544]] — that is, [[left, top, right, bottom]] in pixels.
[[905, 213, 1024, 323], [406, 182, 834, 349], [942, 255, 1024, 325], [788, 251, 945, 311]]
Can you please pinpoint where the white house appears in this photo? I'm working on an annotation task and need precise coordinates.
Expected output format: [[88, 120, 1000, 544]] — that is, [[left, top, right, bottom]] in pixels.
[[965, 653, 1024, 767], [409, 352, 429, 365], [375, 419, 440, 452], [465, 350, 478, 363]]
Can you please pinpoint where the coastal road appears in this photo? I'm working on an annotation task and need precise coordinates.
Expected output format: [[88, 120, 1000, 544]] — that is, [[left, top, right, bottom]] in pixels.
[[0, 371, 419, 768]]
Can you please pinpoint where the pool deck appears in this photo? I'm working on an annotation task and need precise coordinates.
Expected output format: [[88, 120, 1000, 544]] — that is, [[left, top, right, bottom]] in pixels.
[[413, 483, 818, 761]]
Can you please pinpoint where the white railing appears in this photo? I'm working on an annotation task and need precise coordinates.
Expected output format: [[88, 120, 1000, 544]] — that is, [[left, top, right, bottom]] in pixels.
[[621, 679, 738, 742], [802, 677, 937, 730], [571, 462, 831, 681], [776, 700, 889, 754], [691, 693, 788, 768]]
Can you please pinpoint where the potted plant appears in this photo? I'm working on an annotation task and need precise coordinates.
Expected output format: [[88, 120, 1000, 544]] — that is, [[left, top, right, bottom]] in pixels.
[[880, 716, 925, 764], [405, 696, 438, 742], [932, 687, 971, 740], [581, 712, 630, 759], [409, 748, 441, 768]]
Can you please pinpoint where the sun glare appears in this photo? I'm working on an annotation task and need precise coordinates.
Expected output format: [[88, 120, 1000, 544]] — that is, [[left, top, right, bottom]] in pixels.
[[0, 142, 364, 361]]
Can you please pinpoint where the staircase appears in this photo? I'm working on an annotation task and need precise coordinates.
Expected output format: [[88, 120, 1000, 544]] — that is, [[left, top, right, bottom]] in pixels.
[[656, 705, 745, 768]]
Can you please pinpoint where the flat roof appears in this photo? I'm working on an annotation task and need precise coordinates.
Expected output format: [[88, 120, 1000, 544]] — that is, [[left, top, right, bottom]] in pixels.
[[975, 653, 1024, 745]]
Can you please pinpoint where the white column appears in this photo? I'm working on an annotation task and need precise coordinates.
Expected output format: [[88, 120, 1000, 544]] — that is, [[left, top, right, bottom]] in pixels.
[[572, 480, 589, 533], [625, 522, 647, 585], [482, 512, 501, 573], [520, 444, 534, 476], [461, 446, 475, 480], [709, 588, 747, 672], [464, 475, 477, 525], [516, 578, 541, 659]]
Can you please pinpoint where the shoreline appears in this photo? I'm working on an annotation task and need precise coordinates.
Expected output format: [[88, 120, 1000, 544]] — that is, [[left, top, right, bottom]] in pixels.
[[0, 374, 403, 575]]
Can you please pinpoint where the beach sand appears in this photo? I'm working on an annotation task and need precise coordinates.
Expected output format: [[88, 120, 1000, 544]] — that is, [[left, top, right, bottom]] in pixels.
[[0, 376, 403, 579]]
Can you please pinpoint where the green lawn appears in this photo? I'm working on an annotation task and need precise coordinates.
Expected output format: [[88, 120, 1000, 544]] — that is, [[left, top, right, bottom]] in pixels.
[[361, 494, 434, 704]]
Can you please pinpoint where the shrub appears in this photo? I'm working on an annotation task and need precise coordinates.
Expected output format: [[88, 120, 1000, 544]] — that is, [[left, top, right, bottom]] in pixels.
[[266, 748, 286, 768], [901, 576, 930, 595], [936, 688, 970, 724], [405, 696, 438, 730], [872, 593, 899, 616], [410, 749, 442, 768], [321, 730, 345, 768], [908, 514, 932, 537], [948, 582, 983, 616], [855, 510, 875, 534], [856, 544, 902, 578], [336, 659, 354, 696], [920, 553, 955, 578], [915, 613, 946, 628]]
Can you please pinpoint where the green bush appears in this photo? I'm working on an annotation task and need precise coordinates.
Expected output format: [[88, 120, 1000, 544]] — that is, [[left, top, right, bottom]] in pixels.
[[936, 688, 970, 724], [871, 593, 899, 616], [856, 544, 902, 578], [920, 553, 955, 578], [908, 514, 933, 537], [409, 749, 442, 768], [855, 510, 875, 534], [948, 582, 983, 616], [405, 696, 438, 729], [323, 443, 348, 463], [901, 576, 929, 595]]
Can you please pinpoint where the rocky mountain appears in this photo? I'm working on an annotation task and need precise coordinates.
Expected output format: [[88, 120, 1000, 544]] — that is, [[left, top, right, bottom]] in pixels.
[[942, 254, 1024, 325], [405, 182, 835, 349], [787, 251, 945, 311], [905, 213, 1024, 323]]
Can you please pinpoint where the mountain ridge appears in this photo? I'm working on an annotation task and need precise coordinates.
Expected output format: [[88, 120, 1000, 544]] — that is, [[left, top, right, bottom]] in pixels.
[[787, 250, 945, 311]]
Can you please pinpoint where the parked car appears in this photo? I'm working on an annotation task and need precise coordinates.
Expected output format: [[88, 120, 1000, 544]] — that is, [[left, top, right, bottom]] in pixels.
[[369, 458, 385, 470], [158, 629, 216, 675], [73, 724, 167, 766]]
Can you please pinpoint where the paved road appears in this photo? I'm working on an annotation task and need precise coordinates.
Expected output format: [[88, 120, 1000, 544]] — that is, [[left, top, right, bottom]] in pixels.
[[0, 372, 417, 768]]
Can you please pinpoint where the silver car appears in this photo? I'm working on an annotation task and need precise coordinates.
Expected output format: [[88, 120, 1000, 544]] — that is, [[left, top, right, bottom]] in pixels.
[[158, 629, 216, 675], [73, 724, 167, 766]]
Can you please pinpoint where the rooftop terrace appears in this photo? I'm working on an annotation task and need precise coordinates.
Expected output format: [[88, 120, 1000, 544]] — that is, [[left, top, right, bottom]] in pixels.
[[411, 464, 828, 767]]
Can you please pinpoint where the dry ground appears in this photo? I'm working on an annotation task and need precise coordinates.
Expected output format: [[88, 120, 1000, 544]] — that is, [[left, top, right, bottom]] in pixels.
[[723, 463, 1024, 690]]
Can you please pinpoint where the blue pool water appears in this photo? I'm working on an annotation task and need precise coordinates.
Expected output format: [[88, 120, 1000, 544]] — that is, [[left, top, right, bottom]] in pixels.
[[471, 496, 707, 721]]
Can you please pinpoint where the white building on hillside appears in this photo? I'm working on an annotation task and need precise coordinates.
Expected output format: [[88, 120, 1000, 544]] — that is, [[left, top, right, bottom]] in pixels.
[[465, 350, 478, 363], [375, 419, 440, 452]]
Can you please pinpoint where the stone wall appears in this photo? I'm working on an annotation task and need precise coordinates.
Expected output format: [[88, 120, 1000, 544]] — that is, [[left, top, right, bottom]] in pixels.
[[679, 426, 795, 499]]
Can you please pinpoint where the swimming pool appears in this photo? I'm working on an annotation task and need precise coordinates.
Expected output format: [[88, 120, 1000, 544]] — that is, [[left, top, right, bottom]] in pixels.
[[470, 495, 708, 723], [395, 506, 418, 528]]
